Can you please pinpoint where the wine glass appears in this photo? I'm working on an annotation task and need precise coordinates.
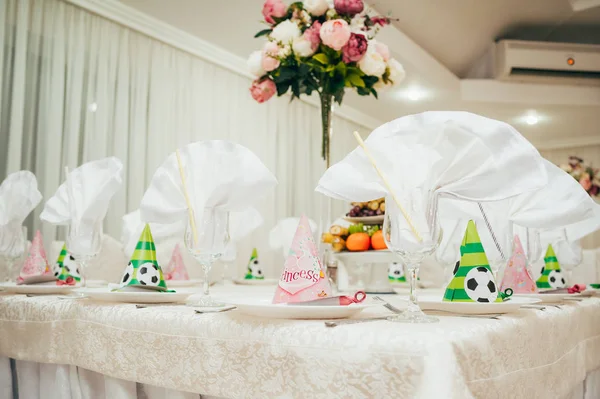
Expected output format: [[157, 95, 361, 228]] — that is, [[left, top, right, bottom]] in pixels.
[[476, 205, 513, 280], [0, 225, 27, 282], [219, 242, 237, 285], [184, 208, 230, 307], [435, 220, 464, 287], [67, 221, 103, 288], [383, 190, 442, 323], [513, 225, 542, 274]]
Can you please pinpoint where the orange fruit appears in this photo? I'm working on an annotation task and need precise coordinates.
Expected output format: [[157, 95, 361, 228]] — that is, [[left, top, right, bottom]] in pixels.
[[346, 233, 371, 252], [371, 230, 387, 250]]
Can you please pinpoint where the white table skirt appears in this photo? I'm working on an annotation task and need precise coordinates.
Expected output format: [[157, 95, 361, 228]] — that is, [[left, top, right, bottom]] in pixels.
[[1, 287, 600, 398]]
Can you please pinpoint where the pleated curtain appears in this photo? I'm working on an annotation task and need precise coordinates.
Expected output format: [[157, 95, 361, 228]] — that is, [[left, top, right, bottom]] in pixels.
[[0, 0, 369, 265]]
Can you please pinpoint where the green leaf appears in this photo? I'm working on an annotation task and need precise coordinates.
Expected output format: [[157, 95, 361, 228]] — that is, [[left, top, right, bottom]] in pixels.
[[276, 82, 290, 96], [335, 62, 347, 77], [370, 88, 378, 99], [254, 29, 272, 38], [334, 90, 345, 105], [312, 53, 329, 65], [291, 80, 300, 98], [346, 73, 365, 87], [362, 75, 379, 87]]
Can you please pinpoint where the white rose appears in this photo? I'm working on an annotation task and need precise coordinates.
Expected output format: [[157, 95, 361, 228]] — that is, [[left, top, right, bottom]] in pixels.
[[280, 44, 292, 58], [349, 14, 365, 33], [358, 51, 386, 77], [388, 58, 406, 85], [303, 0, 329, 16], [271, 20, 301, 44], [292, 36, 316, 57], [247, 50, 265, 77]]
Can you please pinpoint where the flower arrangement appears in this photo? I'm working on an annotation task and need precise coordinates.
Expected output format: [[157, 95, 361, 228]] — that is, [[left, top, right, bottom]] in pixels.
[[560, 156, 599, 198], [248, 0, 404, 166]]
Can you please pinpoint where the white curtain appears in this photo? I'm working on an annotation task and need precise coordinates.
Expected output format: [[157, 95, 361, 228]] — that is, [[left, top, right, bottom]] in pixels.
[[0, 0, 368, 272]]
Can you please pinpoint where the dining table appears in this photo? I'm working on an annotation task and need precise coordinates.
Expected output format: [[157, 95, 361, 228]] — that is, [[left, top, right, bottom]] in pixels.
[[1, 285, 599, 399]]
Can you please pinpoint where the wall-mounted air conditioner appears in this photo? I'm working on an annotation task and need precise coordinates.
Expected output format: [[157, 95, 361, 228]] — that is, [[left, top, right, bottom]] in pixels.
[[494, 40, 600, 85]]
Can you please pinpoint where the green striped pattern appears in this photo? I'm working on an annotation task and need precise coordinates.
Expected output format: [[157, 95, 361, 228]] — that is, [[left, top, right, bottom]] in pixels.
[[443, 220, 501, 303], [56, 244, 81, 282], [536, 244, 560, 289], [245, 248, 263, 280], [125, 224, 167, 290]]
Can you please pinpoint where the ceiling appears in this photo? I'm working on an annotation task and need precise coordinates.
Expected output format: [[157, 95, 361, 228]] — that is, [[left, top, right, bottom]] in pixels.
[[373, 0, 600, 77], [119, 0, 600, 149]]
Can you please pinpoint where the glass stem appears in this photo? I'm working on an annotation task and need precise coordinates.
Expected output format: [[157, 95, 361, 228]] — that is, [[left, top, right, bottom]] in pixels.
[[80, 260, 87, 288], [203, 263, 211, 296], [407, 264, 420, 311], [5, 258, 13, 282]]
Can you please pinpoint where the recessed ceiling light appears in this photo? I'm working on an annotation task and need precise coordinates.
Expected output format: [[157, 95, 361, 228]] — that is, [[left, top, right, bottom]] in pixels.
[[397, 87, 427, 102], [525, 114, 539, 125]]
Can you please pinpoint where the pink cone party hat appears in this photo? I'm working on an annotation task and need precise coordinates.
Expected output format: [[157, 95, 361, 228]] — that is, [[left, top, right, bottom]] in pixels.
[[273, 214, 332, 304], [17, 230, 55, 285], [164, 244, 189, 281], [499, 235, 537, 294]]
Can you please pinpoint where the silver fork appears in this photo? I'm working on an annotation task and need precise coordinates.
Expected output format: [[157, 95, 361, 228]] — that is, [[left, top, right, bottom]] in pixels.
[[371, 295, 503, 319], [372, 296, 402, 314]]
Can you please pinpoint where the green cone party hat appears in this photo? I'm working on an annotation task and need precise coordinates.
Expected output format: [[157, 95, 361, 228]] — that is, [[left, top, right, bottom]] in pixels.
[[536, 244, 566, 289], [54, 244, 81, 284], [119, 224, 167, 291], [443, 220, 502, 303], [245, 248, 264, 280]]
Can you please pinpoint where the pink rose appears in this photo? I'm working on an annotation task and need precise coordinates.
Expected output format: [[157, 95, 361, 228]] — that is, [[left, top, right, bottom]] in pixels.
[[250, 79, 277, 103], [375, 41, 390, 61], [261, 41, 280, 72], [580, 173, 592, 191], [342, 33, 368, 63], [262, 0, 287, 25], [304, 21, 322, 51], [320, 19, 351, 51], [334, 0, 364, 15]]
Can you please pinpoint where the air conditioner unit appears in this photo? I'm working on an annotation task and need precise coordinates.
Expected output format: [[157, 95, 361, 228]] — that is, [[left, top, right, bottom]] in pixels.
[[494, 40, 600, 85]]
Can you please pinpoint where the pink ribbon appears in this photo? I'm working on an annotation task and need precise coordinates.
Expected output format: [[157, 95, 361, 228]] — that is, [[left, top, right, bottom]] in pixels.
[[568, 284, 586, 294]]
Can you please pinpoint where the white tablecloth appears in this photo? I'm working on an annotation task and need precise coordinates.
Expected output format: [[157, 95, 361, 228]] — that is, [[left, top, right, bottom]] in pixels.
[[1, 286, 600, 398]]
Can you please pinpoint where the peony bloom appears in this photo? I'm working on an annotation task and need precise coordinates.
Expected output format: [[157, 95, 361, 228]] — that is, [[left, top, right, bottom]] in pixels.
[[370, 16, 389, 27], [374, 41, 390, 61], [262, 0, 287, 25], [293, 36, 316, 57], [388, 58, 406, 85], [320, 19, 351, 51], [358, 50, 386, 77], [271, 19, 301, 44], [304, 0, 329, 16], [262, 41, 281, 72], [247, 50, 266, 77], [580, 173, 592, 191], [304, 21, 322, 51], [250, 79, 277, 103], [342, 33, 368, 63], [334, 0, 364, 15]]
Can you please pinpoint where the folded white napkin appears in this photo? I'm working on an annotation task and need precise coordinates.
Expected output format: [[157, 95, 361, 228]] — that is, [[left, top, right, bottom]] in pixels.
[[316, 111, 547, 203], [0, 171, 42, 256], [269, 217, 317, 257], [139, 140, 277, 228], [40, 157, 123, 226], [439, 159, 596, 242], [221, 207, 264, 262], [121, 210, 185, 257]]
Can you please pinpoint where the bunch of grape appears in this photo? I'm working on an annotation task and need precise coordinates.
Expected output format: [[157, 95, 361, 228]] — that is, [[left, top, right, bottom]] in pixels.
[[346, 198, 385, 217]]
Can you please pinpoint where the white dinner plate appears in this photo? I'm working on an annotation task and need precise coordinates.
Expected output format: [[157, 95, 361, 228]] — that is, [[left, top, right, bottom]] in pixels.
[[164, 279, 202, 287], [233, 278, 279, 286], [223, 297, 380, 319], [343, 215, 384, 225], [514, 292, 589, 303], [77, 287, 193, 303], [418, 295, 541, 314], [0, 282, 76, 295]]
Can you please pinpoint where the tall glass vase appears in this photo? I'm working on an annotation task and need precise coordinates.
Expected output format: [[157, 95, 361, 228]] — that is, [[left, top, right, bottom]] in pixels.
[[318, 93, 334, 265], [320, 93, 333, 169]]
